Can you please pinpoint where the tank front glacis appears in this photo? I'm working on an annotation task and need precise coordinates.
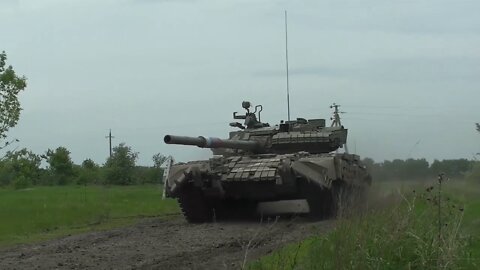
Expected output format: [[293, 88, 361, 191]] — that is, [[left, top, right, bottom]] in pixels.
[[164, 101, 371, 223]]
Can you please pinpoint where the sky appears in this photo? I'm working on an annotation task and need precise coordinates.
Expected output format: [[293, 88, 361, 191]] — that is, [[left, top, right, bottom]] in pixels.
[[0, 0, 479, 166]]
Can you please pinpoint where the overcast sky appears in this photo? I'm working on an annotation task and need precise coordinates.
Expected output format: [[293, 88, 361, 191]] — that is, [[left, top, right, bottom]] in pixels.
[[1, 0, 479, 166]]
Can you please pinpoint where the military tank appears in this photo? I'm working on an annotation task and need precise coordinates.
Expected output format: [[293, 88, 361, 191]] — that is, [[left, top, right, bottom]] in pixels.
[[164, 101, 371, 223]]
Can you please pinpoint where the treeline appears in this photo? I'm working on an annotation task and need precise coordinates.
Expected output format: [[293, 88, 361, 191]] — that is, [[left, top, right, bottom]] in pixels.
[[363, 158, 479, 181], [2, 143, 479, 190], [0, 143, 166, 189]]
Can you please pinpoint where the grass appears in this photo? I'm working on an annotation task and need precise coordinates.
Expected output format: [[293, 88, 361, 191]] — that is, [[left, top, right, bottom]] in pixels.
[[447, 180, 480, 263], [0, 185, 179, 247], [249, 179, 480, 269]]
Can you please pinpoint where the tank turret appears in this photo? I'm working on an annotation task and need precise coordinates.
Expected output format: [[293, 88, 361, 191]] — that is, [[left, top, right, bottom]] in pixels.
[[165, 101, 348, 156]]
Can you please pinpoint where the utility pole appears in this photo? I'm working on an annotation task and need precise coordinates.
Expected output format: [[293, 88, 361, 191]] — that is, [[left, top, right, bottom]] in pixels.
[[105, 129, 114, 158]]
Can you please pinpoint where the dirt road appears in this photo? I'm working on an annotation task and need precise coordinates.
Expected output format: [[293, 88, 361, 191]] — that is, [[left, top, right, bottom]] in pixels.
[[0, 215, 333, 270]]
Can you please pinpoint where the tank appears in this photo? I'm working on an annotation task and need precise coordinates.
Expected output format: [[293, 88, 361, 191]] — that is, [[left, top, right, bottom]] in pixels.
[[164, 101, 371, 223]]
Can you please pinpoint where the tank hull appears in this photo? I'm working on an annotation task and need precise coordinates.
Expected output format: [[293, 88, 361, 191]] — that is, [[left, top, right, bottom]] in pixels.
[[165, 152, 371, 223]]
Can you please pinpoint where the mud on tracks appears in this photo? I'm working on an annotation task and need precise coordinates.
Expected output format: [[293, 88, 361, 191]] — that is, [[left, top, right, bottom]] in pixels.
[[0, 216, 334, 270]]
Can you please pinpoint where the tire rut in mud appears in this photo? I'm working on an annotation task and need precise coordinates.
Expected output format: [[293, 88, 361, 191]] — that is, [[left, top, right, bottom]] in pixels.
[[0, 216, 334, 270]]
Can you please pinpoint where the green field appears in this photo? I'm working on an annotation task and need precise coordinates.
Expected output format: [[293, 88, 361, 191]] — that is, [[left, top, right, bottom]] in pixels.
[[249, 179, 480, 269], [0, 185, 179, 247]]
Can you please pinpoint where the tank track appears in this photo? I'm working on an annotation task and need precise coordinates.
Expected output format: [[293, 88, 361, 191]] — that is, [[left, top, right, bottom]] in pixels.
[[177, 185, 213, 223], [300, 180, 335, 219], [213, 199, 258, 220]]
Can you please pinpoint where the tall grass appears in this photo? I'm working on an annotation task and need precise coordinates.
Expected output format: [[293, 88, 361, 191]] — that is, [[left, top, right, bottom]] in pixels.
[[0, 185, 179, 247], [250, 179, 476, 269]]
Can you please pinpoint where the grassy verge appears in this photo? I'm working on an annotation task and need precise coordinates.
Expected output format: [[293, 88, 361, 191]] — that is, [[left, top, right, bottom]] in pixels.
[[448, 180, 480, 263], [249, 179, 479, 269], [0, 185, 179, 247]]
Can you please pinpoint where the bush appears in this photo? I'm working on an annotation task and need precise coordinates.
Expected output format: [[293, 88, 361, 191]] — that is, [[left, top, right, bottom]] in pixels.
[[0, 162, 15, 186], [0, 149, 41, 187], [466, 161, 480, 181], [76, 168, 98, 185], [45, 147, 75, 185], [75, 159, 102, 185], [104, 143, 138, 185], [12, 175, 31, 190], [134, 166, 163, 184]]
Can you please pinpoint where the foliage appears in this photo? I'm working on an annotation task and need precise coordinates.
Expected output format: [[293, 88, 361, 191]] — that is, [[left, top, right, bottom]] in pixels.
[[152, 153, 168, 168], [466, 161, 480, 182], [0, 148, 41, 188], [134, 166, 163, 184], [431, 159, 474, 178], [75, 159, 101, 185], [0, 146, 167, 186], [0, 51, 27, 140], [12, 175, 30, 190], [364, 158, 474, 181], [104, 143, 138, 185], [0, 185, 179, 247], [82, 158, 98, 170], [45, 147, 75, 185], [150, 153, 169, 184], [250, 182, 474, 270]]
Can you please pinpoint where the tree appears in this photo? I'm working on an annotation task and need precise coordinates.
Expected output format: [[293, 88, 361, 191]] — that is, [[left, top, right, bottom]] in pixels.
[[476, 123, 480, 133], [105, 143, 138, 185], [467, 162, 480, 182], [430, 159, 474, 178], [76, 158, 100, 185], [82, 158, 98, 170], [45, 146, 75, 185], [0, 51, 27, 140], [403, 158, 429, 178], [152, 153, 172, 184], [152, 153, 169, 168], [0, 148, 41, 188]]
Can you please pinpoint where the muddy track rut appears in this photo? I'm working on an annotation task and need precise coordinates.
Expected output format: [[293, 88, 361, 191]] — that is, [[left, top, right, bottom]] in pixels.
[[0, 215, 333, 270]]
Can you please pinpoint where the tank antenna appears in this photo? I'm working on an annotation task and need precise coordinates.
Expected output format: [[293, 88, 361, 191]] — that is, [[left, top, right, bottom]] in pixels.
[[285, 10, 291, 122]]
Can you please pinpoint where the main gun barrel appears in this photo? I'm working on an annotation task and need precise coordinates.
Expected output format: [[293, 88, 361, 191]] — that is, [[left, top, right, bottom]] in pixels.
[[164, 135, 260, 151]]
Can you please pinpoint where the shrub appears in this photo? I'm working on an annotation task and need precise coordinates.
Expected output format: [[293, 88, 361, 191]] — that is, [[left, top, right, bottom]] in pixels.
[[0, 148, 41, 187], [12, 175, 31, 190], [104, 143, 138, 185], [134, 166, 163, 184], [466, 161, 480, 182], [75, 159, 102, 185], [45, 147, 75, 185]]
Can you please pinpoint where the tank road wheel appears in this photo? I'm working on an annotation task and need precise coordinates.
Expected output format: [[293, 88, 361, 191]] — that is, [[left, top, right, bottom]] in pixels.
[[177, 185, 213, 223]]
